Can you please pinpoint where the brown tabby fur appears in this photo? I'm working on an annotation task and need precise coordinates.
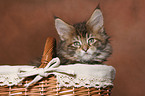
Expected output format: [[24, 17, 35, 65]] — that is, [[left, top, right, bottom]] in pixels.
[[55, 8, 112, 64]]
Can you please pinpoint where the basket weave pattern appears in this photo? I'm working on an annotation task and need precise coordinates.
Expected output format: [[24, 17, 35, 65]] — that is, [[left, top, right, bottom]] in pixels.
[[0, 75, 112, 96], [0, 37, 113, 96]]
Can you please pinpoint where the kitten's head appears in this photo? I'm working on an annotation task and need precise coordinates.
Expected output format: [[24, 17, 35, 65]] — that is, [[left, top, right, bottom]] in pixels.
[[55, 9, 112, 64]]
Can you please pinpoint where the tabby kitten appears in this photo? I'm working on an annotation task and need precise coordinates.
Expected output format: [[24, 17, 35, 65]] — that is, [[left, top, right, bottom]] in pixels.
[[55, 9, 112, 64]]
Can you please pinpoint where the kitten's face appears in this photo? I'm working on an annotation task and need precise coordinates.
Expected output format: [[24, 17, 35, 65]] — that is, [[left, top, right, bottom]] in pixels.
[[67, 32, 101, 62], [55, 9, 112, 64]]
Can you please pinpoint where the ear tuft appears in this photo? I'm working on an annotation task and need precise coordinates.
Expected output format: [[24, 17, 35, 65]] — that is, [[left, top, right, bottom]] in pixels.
[[54, 16, 59, 19], [95, 4, 100, 9]]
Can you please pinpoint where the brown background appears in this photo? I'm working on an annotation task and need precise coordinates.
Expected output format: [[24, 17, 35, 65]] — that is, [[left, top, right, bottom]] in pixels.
[[0, 0, 145, 96]]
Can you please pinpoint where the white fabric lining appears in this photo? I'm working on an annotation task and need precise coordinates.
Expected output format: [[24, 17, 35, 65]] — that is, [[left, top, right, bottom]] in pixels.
[[0, 58, 115, 88]]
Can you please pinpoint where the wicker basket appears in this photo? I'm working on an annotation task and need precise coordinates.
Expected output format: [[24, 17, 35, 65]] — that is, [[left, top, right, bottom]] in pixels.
[[0, 37, 113, 96]]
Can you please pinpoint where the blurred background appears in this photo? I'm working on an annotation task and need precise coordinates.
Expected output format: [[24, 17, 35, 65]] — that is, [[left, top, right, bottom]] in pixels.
[[0, 0, 145, 96]]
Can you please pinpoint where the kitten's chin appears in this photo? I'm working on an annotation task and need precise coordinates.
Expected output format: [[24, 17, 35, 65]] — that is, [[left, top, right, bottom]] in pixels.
[[81, 54, 92, 61]]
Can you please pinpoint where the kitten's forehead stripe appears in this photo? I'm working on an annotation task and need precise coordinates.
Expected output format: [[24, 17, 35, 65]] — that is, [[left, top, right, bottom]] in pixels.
[[77, 36, 81, 40], [73, 22, 92, 44], [86, 33, 91, 39], [73, 22, 88, 37]]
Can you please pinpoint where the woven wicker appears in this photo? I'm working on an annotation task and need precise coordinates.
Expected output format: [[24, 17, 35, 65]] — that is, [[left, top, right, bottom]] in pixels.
[[0, 37, 113, 96]]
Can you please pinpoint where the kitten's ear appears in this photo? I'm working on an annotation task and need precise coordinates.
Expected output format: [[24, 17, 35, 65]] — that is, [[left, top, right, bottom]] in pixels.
[[87, 9, 104, 33], [55, 18, 74, 41]]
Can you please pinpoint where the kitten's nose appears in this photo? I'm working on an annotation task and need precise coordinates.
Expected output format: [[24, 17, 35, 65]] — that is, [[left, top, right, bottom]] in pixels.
[[82, 45, 89, 52]]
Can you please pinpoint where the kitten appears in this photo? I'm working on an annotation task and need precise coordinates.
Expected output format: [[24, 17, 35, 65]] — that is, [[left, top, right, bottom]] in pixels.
[[55, 8, 112, 64]]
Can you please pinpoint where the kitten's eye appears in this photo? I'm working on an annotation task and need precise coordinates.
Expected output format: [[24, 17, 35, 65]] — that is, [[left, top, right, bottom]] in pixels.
[[88, 38, 96, 45], [72, 42, 81, 47]]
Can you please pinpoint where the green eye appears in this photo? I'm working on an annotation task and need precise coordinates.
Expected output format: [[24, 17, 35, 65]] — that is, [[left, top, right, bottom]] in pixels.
[[88, 38, 95, 44], [73, 42, 80, 47]]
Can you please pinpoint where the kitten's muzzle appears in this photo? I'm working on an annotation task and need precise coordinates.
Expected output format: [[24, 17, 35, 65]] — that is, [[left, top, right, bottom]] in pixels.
[[81, 45, 89, 52]]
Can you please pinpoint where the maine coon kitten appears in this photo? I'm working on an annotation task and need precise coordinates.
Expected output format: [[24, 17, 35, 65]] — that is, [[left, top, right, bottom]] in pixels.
[[55, 8, 112, 64]]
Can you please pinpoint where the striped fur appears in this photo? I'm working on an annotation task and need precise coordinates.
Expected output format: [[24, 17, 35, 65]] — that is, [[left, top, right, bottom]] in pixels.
[[55, 9, 112, 64]]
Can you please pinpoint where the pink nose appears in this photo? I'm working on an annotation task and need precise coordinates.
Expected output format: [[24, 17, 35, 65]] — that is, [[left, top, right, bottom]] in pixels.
[[82, 45, 89, 52]]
